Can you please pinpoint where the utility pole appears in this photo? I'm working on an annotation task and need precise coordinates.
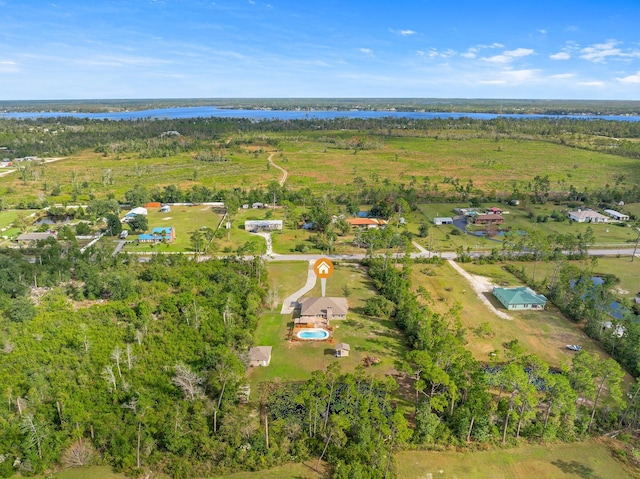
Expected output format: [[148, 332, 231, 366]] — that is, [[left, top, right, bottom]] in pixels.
[[632, 227, 640, 262]]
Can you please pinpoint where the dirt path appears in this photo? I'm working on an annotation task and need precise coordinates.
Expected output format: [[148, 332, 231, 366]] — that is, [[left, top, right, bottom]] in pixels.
[[0, 157, 65, 178], [268, 152, 288, 186], [447, 259, 512, 320]]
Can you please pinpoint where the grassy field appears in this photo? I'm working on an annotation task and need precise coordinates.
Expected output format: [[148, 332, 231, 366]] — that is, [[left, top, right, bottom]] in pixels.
[[3, 132, 640, 205], [411, 261, 609, 367], [0, 148, 281, 204], [211, 462, 327, 479], [31, 465, 169, 479], [121, 204, 225, 253], [32, 463, 326, 479], [462, 257, 640, 300], [249, 261, 407, 393], [274, 134, 640, 193], [396, 439, 637, 479], [418, 202, 640, 252]]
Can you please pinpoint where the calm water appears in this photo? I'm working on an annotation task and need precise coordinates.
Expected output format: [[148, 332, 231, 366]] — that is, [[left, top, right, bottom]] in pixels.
[[1, 106, 640, 122]]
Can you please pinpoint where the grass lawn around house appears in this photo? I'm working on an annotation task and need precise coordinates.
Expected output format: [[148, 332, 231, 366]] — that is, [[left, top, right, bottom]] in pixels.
[[249, 261, 407, 394], [491, 257, 640, 301], [121, 205, 225, 253], [211, 462, 327, 479], [412, 261, 609, 368], [396, 439, 637, 479], [417, 202, 640, 253], [32, 466, 169, 479]]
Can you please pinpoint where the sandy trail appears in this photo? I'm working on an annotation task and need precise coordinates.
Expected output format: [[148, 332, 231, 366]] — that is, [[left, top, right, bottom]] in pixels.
[[447, 259, 512, 320], [268, 152, 288, 186]]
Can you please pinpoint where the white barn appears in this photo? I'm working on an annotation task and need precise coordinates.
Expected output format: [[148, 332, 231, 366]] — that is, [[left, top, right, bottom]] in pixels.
[[433, 217, 454, 225], [603, 209, 629, 222]]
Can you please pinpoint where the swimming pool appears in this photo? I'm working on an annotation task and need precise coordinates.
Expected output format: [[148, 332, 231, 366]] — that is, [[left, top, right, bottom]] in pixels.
[[296, 328, 330, 340]]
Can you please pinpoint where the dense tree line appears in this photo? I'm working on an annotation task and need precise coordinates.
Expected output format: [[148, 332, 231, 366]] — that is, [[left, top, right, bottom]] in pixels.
[[1, 246, 305, 477], [358, 255, 627, 454]]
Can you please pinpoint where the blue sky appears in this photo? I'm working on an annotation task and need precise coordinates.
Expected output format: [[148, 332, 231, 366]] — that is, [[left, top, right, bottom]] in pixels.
[[1, 0, 639, 100]]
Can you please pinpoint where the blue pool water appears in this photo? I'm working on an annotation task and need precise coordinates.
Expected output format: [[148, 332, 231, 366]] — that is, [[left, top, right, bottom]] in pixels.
[[297, 329, 330, 340]]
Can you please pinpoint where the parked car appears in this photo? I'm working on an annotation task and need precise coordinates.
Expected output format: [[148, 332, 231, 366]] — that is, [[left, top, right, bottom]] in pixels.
[[566, 344, 582, 351], [119, 230, 129, 239]]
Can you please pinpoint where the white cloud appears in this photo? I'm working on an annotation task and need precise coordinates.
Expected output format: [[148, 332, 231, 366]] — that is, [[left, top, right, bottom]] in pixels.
[[550, 73, 575, 79], [578, 40, 640, 63], [416, 48, 456, 59], [478, 68, 541, 85], [538, 29, 547, 34], [461, 43, 503, 59], [0, 60, 19, 73], [359, 48, 374, 57], [617, 71, 640, 84], [482, 48, 535, 64], [73, 55, 171, 68], [580, 40, 622, 63], [550, 51, 571, 60], [578, 81, 605, 87], [390, 28, 418, 36]]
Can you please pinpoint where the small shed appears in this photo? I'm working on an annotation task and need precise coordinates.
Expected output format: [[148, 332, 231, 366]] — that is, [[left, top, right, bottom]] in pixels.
[[335, 343, 350, 358], [248, 346, 272, 367]]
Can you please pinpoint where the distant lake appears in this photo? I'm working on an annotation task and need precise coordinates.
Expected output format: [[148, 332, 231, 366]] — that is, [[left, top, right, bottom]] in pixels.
[[1, 106, 640, 122]]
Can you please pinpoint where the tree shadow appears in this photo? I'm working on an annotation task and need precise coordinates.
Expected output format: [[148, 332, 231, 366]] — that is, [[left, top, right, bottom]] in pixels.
[[324, 348, 336, 356], [550, 459, 603, 479]]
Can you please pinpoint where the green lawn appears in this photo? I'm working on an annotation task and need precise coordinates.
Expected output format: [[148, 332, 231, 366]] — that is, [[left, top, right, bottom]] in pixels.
[[211, 462, 327, 479], [417, 202, 640, 252], [32, 463, 324, 479], [121, 205, 225, 253], [464, 257, 640, 301], [0, 148, 280, 205], [412, 261, 609, 367], [250, 262, 407, 393], [32, 465, 168, 479], [396, 440, 637, 479]]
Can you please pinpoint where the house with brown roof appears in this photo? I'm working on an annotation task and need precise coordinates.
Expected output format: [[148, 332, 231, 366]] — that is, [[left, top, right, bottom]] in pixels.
[[470, 214, 504, 225], [248, 346, 272, 367], [298, 297, 348, 326]]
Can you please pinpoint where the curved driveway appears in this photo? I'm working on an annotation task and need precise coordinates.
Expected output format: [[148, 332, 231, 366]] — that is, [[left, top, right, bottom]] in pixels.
[[280, 260, 317, 314]]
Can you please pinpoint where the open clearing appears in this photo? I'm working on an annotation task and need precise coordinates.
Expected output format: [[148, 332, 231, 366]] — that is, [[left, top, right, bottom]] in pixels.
[[249, 261, 406, 392], [396, 440, 636, 479], [411, 261, 608, 367], [120, 204, 225, 253], [475, 257, 640, 301]]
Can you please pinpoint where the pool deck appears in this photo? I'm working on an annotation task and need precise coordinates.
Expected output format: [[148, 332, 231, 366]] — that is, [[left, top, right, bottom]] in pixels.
[[290, 325, 334, 342]]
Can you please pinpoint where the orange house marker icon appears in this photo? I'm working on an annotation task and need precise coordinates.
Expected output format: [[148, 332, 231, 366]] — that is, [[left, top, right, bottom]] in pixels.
[[314, 258, 334, 278]]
